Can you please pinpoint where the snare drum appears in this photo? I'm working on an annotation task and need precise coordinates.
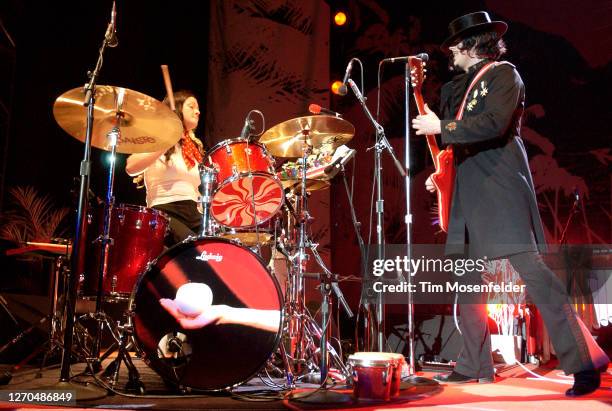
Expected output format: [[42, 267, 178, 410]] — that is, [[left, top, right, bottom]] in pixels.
[[82, 204, 168, 301], [348, 352, 405, 401], [129, 237, 283, 391], [206, 138, 284, 228]]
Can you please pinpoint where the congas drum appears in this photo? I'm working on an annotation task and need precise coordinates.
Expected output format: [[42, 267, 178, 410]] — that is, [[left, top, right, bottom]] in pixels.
[[82, 204, 168, 301], [206, 138, 284, 229], [348, 352, 405, 400], [129, 237, 283, 391]]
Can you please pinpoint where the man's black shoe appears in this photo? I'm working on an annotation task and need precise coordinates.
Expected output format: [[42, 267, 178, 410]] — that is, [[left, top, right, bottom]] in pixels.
[[566, 369, 602, 397], [433, 371, 495, 384]]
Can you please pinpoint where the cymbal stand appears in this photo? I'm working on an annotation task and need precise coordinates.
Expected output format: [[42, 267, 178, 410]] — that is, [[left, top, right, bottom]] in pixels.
[[81, 92, 142, 391], [282, 136, 352, 384], [45, 2, 118, 399], [89, 90, 124, 369]]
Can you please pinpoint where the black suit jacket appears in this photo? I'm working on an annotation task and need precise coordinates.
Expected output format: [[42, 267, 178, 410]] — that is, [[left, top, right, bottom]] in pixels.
[[439, 60, 546, 259]]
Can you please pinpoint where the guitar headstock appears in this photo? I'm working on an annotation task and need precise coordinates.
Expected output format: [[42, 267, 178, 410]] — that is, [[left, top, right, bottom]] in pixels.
[[409, 57, 426, 91]]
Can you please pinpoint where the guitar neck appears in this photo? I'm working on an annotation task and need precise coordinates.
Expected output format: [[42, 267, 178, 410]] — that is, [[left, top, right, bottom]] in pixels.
[[412, 90, 440, 159]]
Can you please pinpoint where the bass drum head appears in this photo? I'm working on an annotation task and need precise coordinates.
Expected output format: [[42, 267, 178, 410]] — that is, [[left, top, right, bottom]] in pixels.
[[130, 237, 283, 391]]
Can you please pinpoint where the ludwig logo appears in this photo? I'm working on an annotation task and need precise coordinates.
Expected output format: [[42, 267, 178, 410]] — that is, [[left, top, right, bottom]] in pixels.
[[195, 251, 223, 262]]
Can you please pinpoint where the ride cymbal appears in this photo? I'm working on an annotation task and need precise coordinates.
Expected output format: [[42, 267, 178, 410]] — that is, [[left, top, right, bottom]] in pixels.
[[259, 115, 354, 158], [53, 85, 183, 153]]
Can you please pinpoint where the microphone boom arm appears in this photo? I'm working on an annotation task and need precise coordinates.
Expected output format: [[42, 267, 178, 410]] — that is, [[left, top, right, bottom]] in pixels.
[[347, 79, 406, 178]]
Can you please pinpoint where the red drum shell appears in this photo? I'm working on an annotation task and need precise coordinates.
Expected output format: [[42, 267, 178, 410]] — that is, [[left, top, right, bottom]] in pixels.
[[207, 138, 274, 184], [82, 204, 168, 299], [206, 138, 284, 228], [129, 237, 283, 391]]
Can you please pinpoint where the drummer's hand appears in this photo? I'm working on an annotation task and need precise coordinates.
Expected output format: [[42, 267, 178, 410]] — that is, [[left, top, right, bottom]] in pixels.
[[425, 175, 436, 193], [412, 104, 441, 135], [159, 298, 228, 329]]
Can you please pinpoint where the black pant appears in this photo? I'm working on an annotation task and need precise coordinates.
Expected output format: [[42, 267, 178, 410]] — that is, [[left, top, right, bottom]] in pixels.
[[455, 251, 609, 378], [153, 200, 201, 247]]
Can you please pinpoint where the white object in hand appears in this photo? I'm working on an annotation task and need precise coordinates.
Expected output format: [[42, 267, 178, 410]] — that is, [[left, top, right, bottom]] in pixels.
[[174, 282, 213, 317]]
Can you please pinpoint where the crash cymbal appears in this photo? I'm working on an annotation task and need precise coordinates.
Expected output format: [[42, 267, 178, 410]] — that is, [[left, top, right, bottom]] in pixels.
[[259, 115, 354, 158], [53, 85, 183, 153]]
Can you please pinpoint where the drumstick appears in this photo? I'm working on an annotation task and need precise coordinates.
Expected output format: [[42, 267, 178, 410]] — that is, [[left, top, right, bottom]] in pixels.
[[160, 65, 176, 112]]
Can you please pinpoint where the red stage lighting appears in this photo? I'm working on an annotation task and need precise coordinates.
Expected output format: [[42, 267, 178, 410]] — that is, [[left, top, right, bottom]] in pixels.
[[334, 11, 347, 26], [331, 80, 343, 95]]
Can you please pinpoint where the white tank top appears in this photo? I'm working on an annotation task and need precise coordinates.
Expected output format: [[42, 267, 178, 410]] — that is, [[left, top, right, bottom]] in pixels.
[[144, 144, 200, 208]]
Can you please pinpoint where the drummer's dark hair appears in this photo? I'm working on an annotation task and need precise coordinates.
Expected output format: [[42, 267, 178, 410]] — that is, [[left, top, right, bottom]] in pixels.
[[162, 90, 204, 160]]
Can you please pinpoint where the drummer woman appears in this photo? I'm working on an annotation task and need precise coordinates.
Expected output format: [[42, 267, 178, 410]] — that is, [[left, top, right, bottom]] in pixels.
[[126, 90, 204, 246]]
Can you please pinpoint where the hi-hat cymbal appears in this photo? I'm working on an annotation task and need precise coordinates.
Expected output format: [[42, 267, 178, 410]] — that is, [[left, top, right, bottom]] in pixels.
[[280, 178, 330, 193], [53, 85, 183, 153], [259, 115, 354, 158]]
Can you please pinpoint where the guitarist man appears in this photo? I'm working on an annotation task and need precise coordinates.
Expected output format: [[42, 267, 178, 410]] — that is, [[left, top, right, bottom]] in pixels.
[[412, 11, 608, 396]]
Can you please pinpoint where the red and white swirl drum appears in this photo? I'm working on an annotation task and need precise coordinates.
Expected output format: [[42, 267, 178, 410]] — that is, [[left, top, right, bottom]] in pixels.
[[206, 138, 284, 228]]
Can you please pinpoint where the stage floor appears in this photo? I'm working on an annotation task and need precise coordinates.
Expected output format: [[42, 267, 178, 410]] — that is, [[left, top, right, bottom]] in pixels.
[[1, 359, 610, 410]]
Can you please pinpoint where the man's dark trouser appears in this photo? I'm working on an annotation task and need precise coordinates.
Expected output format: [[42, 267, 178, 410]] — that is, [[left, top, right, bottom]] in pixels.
[[454, 251, 608, 379]]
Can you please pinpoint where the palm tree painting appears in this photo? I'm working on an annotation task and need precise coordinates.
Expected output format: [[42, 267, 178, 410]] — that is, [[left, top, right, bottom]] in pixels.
[[204, 1, 332, 271]]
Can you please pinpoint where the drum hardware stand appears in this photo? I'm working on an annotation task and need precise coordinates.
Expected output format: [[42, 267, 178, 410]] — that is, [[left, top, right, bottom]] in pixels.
[[36, 255, 70, 376], [243, 122, 263, 256], [0, 255, 68, 381], [90, 92, 125, 373], [346, 78, 406, 352], [98, 317, 144, 393], [198, 164, 218, 237], [45, 2, 117, 400], [280, 138, 352, 385]]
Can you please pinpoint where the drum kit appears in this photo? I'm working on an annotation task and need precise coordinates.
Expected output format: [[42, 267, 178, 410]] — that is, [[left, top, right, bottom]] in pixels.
[[50, 85, 359, 393]]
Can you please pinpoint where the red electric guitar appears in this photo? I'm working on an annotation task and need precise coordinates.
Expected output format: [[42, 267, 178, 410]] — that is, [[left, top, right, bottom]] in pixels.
[[409, 57, 455, 232]]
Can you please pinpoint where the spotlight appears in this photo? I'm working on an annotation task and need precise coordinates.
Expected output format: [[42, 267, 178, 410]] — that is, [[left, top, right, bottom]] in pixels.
[[330, 80, 344, 95], [334, 11, 347, 26]]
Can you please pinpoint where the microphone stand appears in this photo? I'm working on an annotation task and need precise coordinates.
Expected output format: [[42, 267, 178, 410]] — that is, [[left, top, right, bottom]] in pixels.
[[347, 79, 405, 352], [42, 5, 117, 400], [559, 192, 581, 296], [400, 61, 435, 385]]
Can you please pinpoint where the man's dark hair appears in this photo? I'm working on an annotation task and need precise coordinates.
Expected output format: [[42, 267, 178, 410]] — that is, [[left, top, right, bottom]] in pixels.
[[457, 31, 507, 60]]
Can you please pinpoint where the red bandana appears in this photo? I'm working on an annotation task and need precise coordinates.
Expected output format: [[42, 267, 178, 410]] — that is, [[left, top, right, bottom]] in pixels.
[[181, 134, 203, 169]]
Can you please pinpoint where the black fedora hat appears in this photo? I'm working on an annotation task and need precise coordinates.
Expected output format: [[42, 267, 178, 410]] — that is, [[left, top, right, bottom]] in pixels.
[[441, 11, 507, 51]]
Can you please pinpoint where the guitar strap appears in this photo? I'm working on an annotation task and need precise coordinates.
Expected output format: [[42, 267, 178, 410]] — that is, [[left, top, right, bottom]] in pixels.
[[455, 61, 498, 120]]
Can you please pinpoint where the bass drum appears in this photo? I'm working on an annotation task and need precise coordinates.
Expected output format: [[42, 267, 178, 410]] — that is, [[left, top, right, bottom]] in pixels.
[[129, 237, 283, 391]]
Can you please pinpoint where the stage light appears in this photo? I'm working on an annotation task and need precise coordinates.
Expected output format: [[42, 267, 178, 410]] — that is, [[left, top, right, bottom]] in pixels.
[[331, 80, 343, 95], [334, 11, 347, 26]]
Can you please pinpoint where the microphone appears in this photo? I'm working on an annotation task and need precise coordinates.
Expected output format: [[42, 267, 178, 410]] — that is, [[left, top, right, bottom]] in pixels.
[[240, 116, 253, 139], [308, 103, 342, 118], [337, 59, 355, 96], [324, 148, 357, 173], [106, 1, 118, 47], [381, 53, 429, 64]]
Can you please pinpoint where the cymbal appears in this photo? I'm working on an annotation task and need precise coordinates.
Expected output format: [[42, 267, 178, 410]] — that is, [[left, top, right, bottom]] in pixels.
[[259, 115, 354, 158], [281, 178, 330, 193], [53, 85, 183, 154]]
